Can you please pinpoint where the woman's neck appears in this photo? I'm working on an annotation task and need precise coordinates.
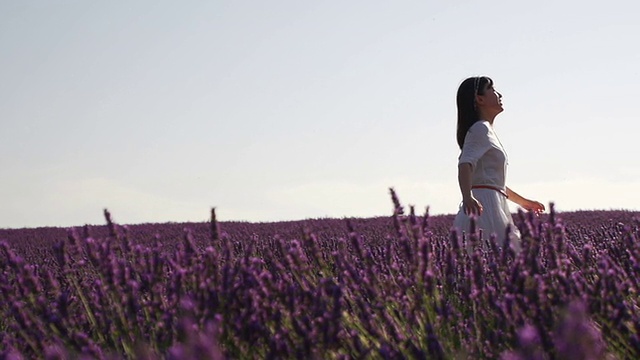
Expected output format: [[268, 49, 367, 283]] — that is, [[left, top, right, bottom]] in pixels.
[[478, 110, 497, 124]]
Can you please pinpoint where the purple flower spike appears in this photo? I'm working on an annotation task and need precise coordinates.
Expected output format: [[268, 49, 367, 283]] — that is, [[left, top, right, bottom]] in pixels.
[[554, 301, 606, 360]]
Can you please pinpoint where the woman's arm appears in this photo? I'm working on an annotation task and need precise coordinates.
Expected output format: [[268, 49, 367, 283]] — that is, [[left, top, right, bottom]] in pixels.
[[459, 163, 483, 215], [506, 186, 545, 214]]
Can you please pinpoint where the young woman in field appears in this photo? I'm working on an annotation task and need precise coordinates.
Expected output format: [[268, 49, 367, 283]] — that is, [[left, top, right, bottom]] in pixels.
[[453, 76, 545, 251]]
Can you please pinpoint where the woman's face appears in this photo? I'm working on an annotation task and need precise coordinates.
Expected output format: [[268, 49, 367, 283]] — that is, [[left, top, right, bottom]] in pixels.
[[476, 83, 503, 115]]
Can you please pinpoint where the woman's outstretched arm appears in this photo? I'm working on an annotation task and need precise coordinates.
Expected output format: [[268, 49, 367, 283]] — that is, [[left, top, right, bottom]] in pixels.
[[506, 187, 545, 214]]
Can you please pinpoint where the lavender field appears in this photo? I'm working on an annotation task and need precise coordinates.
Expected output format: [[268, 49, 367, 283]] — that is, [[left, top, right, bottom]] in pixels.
[[1, 191, 639, 359]]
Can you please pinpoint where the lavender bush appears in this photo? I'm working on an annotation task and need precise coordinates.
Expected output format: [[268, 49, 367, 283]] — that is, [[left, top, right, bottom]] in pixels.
[[0, 189, 638, 359]]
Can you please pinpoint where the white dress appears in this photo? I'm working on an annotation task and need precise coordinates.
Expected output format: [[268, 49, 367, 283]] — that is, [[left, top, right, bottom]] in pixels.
[[453, 120, 521, 250]]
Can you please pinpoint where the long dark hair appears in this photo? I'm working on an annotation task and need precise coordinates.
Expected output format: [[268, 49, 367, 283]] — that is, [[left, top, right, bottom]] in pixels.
[[456, 76, 493, 149]]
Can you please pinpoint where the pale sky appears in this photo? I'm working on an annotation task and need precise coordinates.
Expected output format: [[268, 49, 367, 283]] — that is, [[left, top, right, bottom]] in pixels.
[[2, 1, 639, 228]]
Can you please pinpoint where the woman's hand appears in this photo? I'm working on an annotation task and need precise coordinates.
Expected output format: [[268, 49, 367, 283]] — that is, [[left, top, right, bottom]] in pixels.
[[463, 195, 484, 216], [523, 199, 545, 215]]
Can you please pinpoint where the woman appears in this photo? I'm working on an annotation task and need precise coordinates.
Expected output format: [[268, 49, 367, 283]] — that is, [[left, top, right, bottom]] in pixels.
[[453, 76, 545, 251]]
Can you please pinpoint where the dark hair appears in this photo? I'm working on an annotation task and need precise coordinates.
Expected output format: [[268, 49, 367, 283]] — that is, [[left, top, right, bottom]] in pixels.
[[456, 76, 493, 149]]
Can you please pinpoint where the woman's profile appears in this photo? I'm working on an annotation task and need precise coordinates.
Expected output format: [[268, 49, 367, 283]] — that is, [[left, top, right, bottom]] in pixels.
[[453, 76, 545, 251]]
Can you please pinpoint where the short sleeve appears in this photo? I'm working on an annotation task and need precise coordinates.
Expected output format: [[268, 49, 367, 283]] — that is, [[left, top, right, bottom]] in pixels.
[[458, 122, 492, 168]]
